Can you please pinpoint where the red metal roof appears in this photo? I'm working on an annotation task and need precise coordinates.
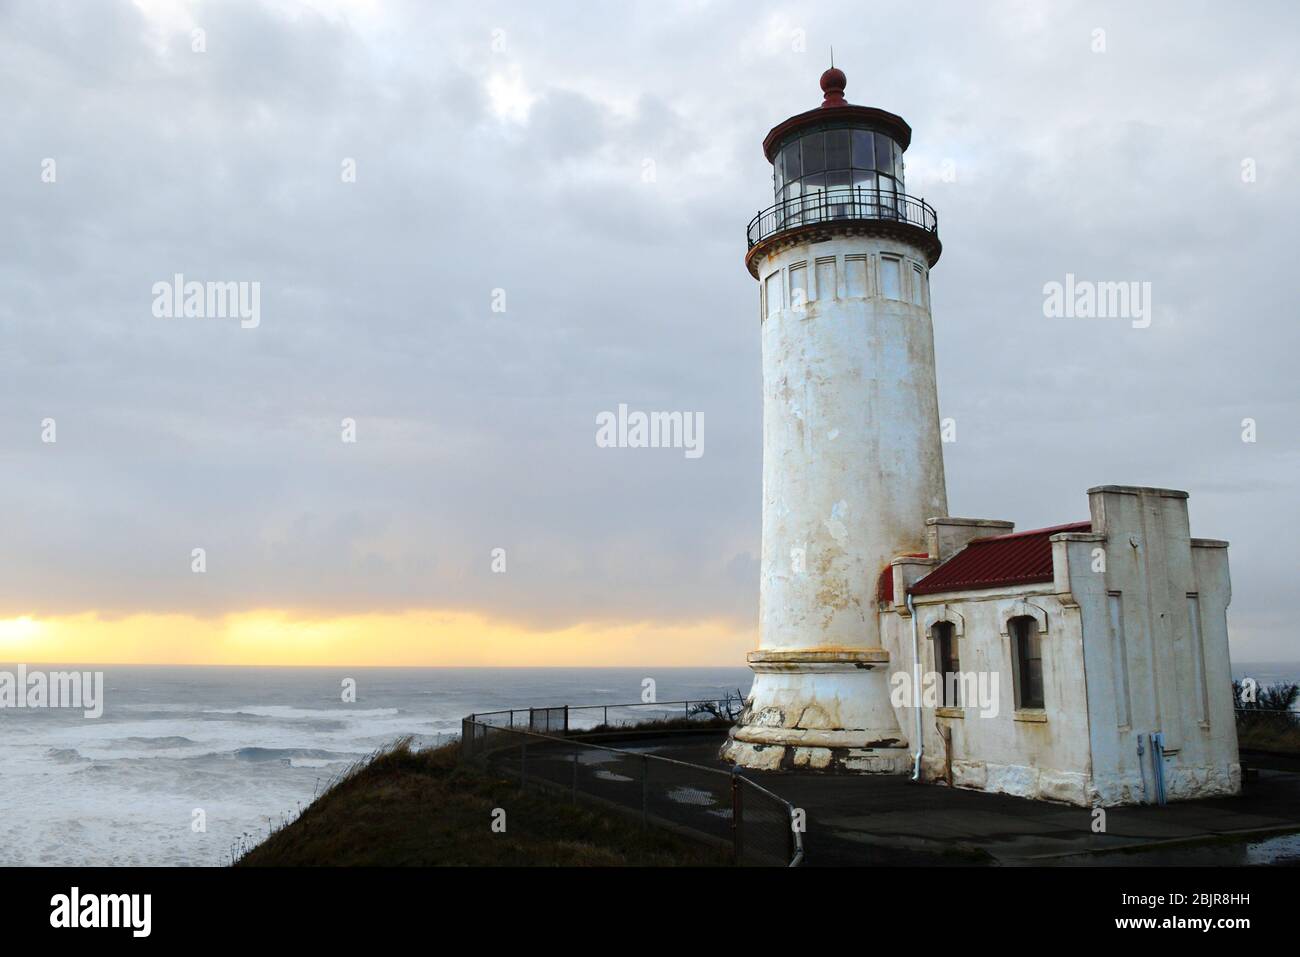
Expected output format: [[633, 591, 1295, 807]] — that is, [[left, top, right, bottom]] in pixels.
[[909, 522, 1090, 597], [761, 70, 912, 161], [876, 554, 929, 604]]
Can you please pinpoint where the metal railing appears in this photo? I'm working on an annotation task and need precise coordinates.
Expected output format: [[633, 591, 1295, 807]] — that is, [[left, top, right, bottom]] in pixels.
[[470, 697, 743, 735], [1235, 707, 1300, 728], [1235, 708, 1300, 772], [747, 187, 938, 248], [461, 705, 803, 866]]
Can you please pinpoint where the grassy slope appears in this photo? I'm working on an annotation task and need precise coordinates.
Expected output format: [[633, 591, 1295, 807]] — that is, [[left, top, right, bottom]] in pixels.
[[236, 740, 727, 867]]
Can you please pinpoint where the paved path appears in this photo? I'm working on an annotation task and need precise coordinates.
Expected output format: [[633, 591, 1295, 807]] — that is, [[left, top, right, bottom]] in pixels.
[[627, 733, 1300, 866]]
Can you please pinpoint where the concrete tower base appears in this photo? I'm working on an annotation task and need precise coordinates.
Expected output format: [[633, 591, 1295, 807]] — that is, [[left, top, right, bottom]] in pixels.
[[721, 649, 911, 773]]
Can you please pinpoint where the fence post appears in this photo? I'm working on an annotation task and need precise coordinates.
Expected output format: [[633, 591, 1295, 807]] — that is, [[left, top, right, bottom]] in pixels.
[[521, 738, 528, 788], [640, 755, 649, 827], [731, 771, 743, 864], [563, 705, 569, 735]]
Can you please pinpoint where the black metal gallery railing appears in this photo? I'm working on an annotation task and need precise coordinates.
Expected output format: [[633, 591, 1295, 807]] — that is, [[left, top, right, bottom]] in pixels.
[[747, 188, 938, 248]]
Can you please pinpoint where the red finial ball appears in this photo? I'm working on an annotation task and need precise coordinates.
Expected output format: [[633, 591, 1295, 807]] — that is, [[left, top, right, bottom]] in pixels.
[[820, 67, 847, 107]]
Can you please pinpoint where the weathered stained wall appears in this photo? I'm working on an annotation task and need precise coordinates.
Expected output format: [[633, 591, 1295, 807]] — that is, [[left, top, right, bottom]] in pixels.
[[755, 234, 946, 654], [1068, 486, 1240, 804], [726, 231, 948, 772], [880, 584, 1095, 804]]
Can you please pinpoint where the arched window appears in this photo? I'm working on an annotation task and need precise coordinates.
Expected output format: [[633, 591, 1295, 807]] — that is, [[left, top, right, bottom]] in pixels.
[[1009, 616, 1044, 709], [932, 621, 960, 707]]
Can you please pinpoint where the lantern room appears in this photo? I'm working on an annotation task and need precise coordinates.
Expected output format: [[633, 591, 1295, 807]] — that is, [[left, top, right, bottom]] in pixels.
[[745, 67, 940, 268]]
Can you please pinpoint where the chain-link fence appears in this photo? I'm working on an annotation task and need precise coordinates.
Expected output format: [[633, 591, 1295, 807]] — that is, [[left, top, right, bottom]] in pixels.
[[528, 706, 568, 733], [470, 697, 745, 735], [1235, 707, 1300, 771], [1236, 707, 1300, 730], [461, 712, 802, 866]]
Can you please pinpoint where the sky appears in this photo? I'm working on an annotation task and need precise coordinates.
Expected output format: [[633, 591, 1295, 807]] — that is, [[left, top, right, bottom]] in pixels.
[[1, 0, 1297, 666]]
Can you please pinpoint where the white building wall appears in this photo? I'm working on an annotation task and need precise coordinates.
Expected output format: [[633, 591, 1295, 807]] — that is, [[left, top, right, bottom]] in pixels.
[[881, 585, 1094, 804], [1071, 486, 1239, 804], [879, 485, 1240, 807]]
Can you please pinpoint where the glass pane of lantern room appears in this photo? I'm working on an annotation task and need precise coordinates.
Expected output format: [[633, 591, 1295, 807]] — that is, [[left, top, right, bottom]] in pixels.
[[802, 132, 826, 174], [827, 170, 851, 216], [852, 169, 875, 214], [825, 130, 850, 170], [784, 180, 802, 225], [826, 171, 847, 218], [877, 175, 897, 216], [893, 142, 905, 190], [874, 133, 893, 175], [851, 130, 874, 170], [802, 173, 825, 222], [782, 140, 802, 180]]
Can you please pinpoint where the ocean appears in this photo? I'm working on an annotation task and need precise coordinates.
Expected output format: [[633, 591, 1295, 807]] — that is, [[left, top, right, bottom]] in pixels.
[[0, 665, 750, 866], [1, 661, 1294, 867]]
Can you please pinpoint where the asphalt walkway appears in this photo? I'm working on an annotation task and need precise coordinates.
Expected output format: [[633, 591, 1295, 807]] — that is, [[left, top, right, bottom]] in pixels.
[[629, 732, 1300, 865]]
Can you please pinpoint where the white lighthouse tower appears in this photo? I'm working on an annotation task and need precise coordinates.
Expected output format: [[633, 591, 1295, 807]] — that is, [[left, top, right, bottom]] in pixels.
[[724, 68, 948, 773]]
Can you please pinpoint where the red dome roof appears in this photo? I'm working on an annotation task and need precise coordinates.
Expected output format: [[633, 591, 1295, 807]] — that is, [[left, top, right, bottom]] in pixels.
[[760, 68, 913, 161], [819, 67, 847, 107]]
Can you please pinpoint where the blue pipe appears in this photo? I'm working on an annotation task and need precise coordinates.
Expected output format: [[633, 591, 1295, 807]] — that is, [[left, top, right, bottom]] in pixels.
[[1136, 733, 1148, 804], [1150, 732, 1167, 806]]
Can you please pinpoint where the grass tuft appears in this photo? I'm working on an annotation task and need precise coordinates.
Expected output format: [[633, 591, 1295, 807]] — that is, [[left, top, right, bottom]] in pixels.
[[235, 738, 727, 867]]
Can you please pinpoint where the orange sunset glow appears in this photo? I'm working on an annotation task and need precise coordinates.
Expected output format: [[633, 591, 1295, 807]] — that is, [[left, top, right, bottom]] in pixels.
[[0, 611, 755, 668]]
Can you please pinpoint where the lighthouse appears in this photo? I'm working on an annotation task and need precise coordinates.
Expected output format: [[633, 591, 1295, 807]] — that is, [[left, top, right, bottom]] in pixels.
[[724, 67, 948, 773]]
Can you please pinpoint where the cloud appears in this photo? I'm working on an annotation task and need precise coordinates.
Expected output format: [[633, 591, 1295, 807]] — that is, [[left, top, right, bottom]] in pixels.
[[1, 0, 1296, 661]]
